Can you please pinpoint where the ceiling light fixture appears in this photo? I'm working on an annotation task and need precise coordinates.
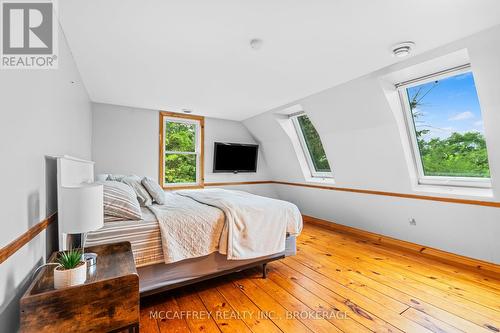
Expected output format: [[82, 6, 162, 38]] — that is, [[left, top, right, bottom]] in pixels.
[[250, 38, 263, 50], [392, 41, 415, 58]]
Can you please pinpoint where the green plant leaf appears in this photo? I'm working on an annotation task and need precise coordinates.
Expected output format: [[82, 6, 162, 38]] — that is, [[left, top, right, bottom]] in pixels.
[[57, 249, 83, 269]]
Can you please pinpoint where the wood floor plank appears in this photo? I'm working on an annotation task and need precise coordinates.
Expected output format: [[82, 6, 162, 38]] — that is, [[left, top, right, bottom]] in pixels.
[[216, 279, 283, 333], [308, 224, 500, 286], [272, 258, 432, 333], [300, 226, 500, 319], [276, 255, 409, 315], [243, 268, 344, 333], [299, 231, 500, 326], [401, 307, 465, 333], [304, 225, 500, 307], [140, 305, 161, 333], [139, 224, 500, 333], [175, 289, 221, 333], [196, 283, 253, 333], [283, 256, 494, 333], [154, 295, 192, 333], [256, 265, 375, 333], [233, 275, 313, 333], [306, 225, 500, 293], [293, 238, 500, 332]]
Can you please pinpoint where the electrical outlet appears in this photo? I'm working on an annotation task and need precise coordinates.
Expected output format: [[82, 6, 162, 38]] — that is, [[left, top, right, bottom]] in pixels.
[[409, 218, 417, 226]]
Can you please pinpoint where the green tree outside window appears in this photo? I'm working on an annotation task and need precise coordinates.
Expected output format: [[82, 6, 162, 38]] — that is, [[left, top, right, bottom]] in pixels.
[[164, 120, 198, 184]]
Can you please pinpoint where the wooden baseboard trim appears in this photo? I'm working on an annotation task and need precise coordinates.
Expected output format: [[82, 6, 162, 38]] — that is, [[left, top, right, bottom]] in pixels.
[[0, 213, 57, 264], [302, 214, 500, 277]]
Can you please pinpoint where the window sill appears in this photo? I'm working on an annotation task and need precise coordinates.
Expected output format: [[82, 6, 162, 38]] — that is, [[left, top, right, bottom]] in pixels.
[[413, 184, 494, 199], [305, 177, 336, 185], [162, 184, 204, 191]]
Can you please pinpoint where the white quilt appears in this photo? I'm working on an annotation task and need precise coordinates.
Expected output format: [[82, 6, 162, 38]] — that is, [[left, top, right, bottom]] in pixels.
[[177, 188, 303, 260], [148, 193, 226, 263]]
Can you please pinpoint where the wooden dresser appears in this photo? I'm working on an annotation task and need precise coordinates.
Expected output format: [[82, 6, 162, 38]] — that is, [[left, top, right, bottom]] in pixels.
[[20, 242, 139, 333]]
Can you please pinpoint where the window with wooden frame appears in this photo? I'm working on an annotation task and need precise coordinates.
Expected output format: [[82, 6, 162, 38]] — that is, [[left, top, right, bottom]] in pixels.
[[159, 112, 205, 189]]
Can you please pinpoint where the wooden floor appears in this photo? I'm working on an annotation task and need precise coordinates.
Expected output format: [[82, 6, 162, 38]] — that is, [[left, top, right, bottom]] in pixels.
[[140, 224, 500, 333]]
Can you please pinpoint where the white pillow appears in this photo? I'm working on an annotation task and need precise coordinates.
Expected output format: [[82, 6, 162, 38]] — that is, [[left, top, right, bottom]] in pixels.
[[142, 177, 166, 204], [107, 174, 126, 182], [95, 174, 109, 182], [121, 175, 153, 207]]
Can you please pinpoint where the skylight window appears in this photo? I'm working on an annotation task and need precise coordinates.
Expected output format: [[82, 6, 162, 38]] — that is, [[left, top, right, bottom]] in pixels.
[[291, 114, 332, 179], [398, 65, 491, 188]]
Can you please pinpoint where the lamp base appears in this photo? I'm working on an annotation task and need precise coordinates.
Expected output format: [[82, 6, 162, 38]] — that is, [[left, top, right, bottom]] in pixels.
[[65, 233, 82, 250], [83, 252, 98, 266]]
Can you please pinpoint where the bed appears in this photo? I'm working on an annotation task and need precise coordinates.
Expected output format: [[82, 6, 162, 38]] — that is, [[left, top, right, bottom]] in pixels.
[[56, 156, 302, 296], [86, 191, 301, 295]]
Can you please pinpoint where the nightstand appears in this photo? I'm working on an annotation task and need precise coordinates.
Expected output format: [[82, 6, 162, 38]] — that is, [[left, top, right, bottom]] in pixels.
[[20, 242, 139, 333]]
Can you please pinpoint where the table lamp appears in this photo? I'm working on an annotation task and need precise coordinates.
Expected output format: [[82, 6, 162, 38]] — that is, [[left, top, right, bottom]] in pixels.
[[60, 183, 103, 265]]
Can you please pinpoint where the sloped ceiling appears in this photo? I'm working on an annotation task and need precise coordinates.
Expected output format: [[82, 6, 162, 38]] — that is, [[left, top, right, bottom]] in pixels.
[[59, 0, 500, 120], [242, 26, 500, 263]]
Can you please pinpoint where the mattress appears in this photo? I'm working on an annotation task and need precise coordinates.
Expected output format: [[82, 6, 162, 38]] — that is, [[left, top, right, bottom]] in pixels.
[[85, 207, 164, 267]]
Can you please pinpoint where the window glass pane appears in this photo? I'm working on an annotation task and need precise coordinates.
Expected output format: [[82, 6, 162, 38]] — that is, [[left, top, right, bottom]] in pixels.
[[297, 115, 332, 173], [164, 154, 197, 184], [165, 121, 196, 152], [406, 72, 490, 178]]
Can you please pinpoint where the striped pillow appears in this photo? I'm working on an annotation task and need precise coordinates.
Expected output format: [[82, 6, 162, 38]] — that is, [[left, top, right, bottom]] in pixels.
[[99, 181, 142, 220]]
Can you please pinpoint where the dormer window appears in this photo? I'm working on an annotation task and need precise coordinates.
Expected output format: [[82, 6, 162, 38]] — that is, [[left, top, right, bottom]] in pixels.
[[397, 65, 491, 188], [291, 113, 333, 179]]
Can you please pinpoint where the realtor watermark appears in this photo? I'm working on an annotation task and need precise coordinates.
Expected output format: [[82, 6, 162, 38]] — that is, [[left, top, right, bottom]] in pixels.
[[149, 309, 348, 321], [1, 0, 58, 69]]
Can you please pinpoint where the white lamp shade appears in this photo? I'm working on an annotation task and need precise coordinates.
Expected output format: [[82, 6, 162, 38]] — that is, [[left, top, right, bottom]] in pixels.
[[60, 183, 103, 234]]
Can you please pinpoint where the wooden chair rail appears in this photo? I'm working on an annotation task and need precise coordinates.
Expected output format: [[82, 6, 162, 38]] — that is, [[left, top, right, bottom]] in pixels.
[[205, 180, 500, 208], [2, 179, 498, 264], [0, 213, 57, 264]]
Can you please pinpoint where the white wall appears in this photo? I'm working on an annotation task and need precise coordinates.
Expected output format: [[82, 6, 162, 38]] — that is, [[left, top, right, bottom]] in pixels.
[[92, 103, 277, 198], [0, 30, 92, 331], [244, 25, 500, 263]]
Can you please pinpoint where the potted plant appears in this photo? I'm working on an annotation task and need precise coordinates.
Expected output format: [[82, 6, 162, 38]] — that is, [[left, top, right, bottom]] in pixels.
[[53, 249, 87, 289]]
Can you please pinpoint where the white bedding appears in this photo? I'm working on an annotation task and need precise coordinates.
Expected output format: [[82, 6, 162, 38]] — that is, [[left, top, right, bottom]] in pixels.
[[148, 193, 226, 263], [87, 190, 301, 265], [177, 188, 303, 260]]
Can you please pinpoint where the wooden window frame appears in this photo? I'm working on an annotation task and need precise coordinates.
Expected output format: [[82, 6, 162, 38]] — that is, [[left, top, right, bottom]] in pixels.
[[159, 111, 205, 190]]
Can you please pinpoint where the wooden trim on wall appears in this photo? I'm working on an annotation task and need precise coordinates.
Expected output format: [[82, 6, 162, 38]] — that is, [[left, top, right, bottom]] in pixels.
[[0, 213, 57, 264], [303, 214, 500, 277], [203, 180, 500, 208], [159, 111, 205, 190], [205, 180, 274, 187], [271, 181, 500, 208]]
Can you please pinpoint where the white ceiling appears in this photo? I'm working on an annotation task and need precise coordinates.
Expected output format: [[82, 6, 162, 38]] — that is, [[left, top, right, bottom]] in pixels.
[[59, 0, 500, 121]]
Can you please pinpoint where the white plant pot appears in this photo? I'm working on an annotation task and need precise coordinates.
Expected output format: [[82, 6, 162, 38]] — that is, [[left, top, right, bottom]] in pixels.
[[53, 261, 87, 289]]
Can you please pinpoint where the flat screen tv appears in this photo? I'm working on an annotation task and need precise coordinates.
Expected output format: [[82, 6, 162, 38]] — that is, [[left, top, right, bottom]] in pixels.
[[213, 142, 258, 173]]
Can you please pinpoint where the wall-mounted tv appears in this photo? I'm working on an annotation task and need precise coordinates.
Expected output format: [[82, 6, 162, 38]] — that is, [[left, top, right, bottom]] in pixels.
[[213, 142, 258, 173]]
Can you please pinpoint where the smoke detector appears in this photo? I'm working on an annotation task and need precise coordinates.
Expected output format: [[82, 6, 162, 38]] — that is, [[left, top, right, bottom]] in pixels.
[[250, 38, 263, 50], [392, 41, 415, 57]]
